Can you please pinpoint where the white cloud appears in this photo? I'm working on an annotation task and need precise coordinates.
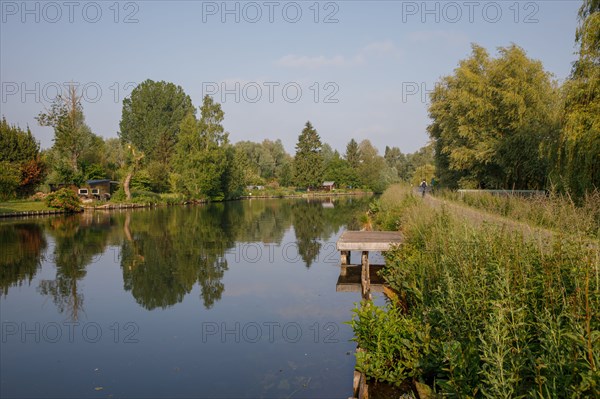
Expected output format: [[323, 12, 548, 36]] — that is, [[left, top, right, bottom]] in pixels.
[[361, 40, 402, 58], [275, 39, 401, 69], [275, 54, 358, 69], [408, 30, 469, 47]]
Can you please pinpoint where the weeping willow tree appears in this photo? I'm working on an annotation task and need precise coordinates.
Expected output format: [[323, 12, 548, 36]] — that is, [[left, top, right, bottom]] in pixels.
[[550, 0, 600, 197], [427, 44, 560, 189]]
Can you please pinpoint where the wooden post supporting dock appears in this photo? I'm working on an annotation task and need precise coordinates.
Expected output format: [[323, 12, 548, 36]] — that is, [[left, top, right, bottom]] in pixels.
[[337, 231, 403, 398], [361, 251, 369, 298], [336, 231, 403, 300], [341, 250, 351, 265], [337, 231, 403, 399]]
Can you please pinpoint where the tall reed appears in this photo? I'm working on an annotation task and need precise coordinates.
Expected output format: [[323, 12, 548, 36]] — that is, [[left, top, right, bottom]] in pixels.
[[350, 184, 600, 397]]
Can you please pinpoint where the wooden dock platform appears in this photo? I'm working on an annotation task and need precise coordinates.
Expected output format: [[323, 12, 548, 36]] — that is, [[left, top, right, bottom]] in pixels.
[[336, 231, 402, 265], [336, 231, 403, 252], [335, 230, 402, 299]]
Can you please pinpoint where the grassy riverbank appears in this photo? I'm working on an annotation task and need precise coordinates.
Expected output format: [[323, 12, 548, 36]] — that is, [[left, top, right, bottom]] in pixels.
[[0, 200, 53, 214], [0, 188, 372, 216], [350, 184, 599, 397]]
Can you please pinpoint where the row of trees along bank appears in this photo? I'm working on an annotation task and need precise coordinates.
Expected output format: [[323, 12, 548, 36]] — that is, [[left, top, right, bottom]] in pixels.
[[2, 83, 435, 201]]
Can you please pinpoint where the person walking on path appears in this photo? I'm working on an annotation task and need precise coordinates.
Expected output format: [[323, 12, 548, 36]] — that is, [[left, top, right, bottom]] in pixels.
[[420, 180, 427, 197]]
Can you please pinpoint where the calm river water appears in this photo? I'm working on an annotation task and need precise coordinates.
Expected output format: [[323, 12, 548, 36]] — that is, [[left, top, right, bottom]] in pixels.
[[0, 197, 386, 398]]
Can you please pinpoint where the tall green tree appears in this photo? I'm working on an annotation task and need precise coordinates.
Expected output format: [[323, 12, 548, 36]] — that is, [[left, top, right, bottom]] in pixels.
[[0, 118, 45, 198], [383, 145, 435, 182], [345, 138, 360, 168], [411, 164, 436, 186], [0, 161, 21, 200], [234, 141, 270, 184], [321, 143, 336, 170], [551, 1, 600, 196], [0, 118, 39, 163], [384, 146, 406, 180], [262, 139, 290, 181], [428, 44, 559, 189], [223, 146, 248, 196], [234, 139, 292, 185], [279, 161, 294, 187], [102, 138, 128, 181], [232, 142, 261, 186], [323, 152, 359, 188], [119, 80, 195, 191], [37, 85, 97, 185], [173, 96, 230, 200], [575, 0, 600, 44], [293, 121, 323, 188], [357, 140, 394, 192]]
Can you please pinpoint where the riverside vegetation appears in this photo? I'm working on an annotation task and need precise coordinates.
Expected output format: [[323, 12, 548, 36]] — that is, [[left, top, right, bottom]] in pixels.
[[349, 184, 599, 397], [348, 4, 600, 393]]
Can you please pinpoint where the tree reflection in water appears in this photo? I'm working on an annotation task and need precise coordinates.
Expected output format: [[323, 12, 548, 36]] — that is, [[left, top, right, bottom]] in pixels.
[[119, 198, 369, 309], [0, 222, 47, 296], [0, 196, 370, 314], [292, 197, 366, 267], [292, 201, 325, 267], [38, 214, 115, 320]]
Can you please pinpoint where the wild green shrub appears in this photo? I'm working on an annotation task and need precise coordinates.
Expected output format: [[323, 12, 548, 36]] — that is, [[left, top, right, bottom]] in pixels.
[[368, 184, 420, 231], [130, 190, 161, 204], [349, 303, 431, 385], [160, 193, 185, 205], [110, 186, 126, 201], [44, 188, 82, 212]]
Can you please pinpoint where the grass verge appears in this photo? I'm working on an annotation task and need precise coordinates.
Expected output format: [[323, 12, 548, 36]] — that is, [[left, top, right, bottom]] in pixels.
[[438, 189, 600, 240], [0, 200, 53, 214]]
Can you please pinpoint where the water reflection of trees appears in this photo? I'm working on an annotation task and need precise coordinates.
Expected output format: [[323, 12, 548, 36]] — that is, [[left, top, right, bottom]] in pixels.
[[121, 205, 235, 310], [292, 201, 325, 267], [0, 196, 370, 312], [38, 214, 115, 320], [120, 197, 371, 308], [227, 199, 294, 243], [0, 222, 47, 295], [231, 197, 367, 268], [292, 197, 369, 267]]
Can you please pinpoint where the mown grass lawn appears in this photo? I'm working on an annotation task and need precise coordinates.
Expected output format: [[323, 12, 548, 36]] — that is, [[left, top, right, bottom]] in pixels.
[[0, 200, 53, 214]]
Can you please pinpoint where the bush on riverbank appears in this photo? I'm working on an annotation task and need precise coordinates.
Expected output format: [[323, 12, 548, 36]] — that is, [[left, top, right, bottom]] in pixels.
[[44, 188, 82, 212], [350, 184, 599, 397]]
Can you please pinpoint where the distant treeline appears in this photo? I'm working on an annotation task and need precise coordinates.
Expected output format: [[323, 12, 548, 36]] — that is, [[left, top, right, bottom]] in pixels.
[[1, 84, 435, 201]]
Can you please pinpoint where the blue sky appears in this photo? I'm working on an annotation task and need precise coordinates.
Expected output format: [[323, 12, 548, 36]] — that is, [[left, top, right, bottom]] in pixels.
[[1, 0, 582, 155]]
